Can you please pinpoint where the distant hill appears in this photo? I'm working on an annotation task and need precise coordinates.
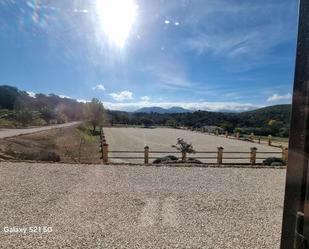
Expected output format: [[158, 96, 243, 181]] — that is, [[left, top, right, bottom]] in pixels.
[[0, 85, 292, 137], [136, 106, 192, 114], [0, 85, 86, 127], [109, 104, 291, 137]]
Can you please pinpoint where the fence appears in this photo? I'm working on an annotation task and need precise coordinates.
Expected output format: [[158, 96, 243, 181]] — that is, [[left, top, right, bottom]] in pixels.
[[100, 128, 288, 165], [188, 127, 286, 148]]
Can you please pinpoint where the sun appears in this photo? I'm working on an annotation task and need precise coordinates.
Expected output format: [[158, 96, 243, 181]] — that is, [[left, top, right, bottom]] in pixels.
[[96, 0, 137, 48]]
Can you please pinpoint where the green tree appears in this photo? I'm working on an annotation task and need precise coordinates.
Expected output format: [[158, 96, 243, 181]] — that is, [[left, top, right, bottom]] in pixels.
[[0, 85, 19, 109], [166, 118, 177, 128], [86, 98, 105, 133], [267, 120, 284, 136]]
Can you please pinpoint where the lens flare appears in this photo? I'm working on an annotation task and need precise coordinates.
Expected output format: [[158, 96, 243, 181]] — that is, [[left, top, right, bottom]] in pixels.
[[96, 0, 137, 48]]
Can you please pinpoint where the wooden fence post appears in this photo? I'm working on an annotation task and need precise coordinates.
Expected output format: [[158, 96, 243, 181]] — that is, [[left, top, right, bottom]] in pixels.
[[282, 147, 288, 164], [236, 132, 240, 140], [268, 135, 272, 146], [100, 127, 104, 139], [144, 146, 149, 164], [250, 147, 257, 165], [250, 132, 254, 141], [215, 129, 219, 136], [103, 143, 109, 163], [225, 131, 228, 138], [258, 138, 261, 144], [217, 147, 224, 164]]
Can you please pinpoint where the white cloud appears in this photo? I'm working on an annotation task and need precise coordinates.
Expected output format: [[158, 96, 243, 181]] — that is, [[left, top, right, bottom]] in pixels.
[[140, 96, 150, 102], [77, 99, 89, 103], [103, 100, 261, 112], [267, 93, 292, 102], [59, 95, 72, 99], [26, 91, 36, 98], [92, 84, 106, 91], [174, 22, 180, 26], [164, 20, 170, 24], [109, 90, 133, 101]]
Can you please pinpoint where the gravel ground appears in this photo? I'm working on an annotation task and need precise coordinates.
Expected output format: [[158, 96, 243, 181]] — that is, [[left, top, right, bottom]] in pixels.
[[0, 121, 81, 139], [0, 162, 285, 248], [104, 127, 282, 164]]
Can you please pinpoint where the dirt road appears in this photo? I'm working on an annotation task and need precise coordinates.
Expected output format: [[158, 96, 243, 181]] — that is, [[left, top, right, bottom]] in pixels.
[[0, 121, 82, 139], [0, 162, 285, 248]]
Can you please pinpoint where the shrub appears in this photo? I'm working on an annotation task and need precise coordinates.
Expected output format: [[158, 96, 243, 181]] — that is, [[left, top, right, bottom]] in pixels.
[[172, 138, 195, 154], [262, 157, 285, 166], [153, 155, 178, 164]]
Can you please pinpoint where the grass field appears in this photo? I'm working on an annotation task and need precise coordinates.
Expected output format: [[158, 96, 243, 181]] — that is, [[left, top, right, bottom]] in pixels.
[[104, 127, 282, 164]]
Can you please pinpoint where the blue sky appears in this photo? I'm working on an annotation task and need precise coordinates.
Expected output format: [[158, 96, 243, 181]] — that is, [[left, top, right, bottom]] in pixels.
[[0, 0, 298, 112]]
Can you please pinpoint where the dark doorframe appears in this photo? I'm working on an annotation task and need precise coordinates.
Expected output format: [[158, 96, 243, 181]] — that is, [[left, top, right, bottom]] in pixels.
[[280, 0, 309, 248]]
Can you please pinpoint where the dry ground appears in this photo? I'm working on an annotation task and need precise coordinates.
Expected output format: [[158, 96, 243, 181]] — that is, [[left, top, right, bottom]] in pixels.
[[104, 127, 282, 164], [0, 124, 101, 164], [0, 162, 285, 248]]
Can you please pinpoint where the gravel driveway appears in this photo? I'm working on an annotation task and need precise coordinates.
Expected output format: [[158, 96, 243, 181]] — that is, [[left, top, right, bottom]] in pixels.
[[0, 121, 81, 139], [0, 162, 285, 248]]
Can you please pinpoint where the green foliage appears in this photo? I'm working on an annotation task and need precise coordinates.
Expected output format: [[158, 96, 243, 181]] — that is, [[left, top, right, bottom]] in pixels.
[[0, 85, 19, 109], [262, 157, 285, 166], [107, 104, 291, 138], [166, 118, 177, 128], [172, 138, 195, 154], [141, 117, 154, 127], [0, 85, 86, 127]]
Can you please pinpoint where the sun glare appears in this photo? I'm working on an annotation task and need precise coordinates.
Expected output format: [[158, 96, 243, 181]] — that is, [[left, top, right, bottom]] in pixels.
[[96, 0, 137, 48]]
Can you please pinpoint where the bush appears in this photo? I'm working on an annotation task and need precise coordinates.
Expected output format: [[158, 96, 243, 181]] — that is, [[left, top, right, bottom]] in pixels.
[[262, 157, 284, 166], [153, 155, 178, 164]]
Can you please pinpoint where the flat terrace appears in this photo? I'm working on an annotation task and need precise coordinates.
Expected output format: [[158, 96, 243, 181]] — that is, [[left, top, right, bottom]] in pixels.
[[104, 127, 282, 164]]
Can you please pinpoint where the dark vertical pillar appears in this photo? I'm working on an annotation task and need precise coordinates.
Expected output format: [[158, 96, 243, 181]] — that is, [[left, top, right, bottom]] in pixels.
[[281, 0, 309, 248]]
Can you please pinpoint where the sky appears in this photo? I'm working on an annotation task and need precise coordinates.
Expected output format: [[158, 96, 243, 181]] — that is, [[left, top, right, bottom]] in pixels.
[[0, 0, 298, 112]]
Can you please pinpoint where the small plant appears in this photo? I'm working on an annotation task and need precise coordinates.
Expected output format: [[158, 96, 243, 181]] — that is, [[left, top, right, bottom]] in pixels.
[[153, 155, 178, 164], [172, 138, 195, 161], [262, 157, 285, 166]]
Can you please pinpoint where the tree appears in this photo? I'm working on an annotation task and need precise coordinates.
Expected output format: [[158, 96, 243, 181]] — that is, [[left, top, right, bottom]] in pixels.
[[16, 109, 34, 127], [86, 98, 105, 133], [267, 119, 284, 136], [166, 118, 177, 128], [39, 107, 56, 124], [172, 138, 195, 161], [0, 85, 19, 109], [141, 117, 154, 127]]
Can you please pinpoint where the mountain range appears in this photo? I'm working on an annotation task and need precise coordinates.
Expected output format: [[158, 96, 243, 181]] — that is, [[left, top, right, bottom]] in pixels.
[[136, 106, 192, 114]]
